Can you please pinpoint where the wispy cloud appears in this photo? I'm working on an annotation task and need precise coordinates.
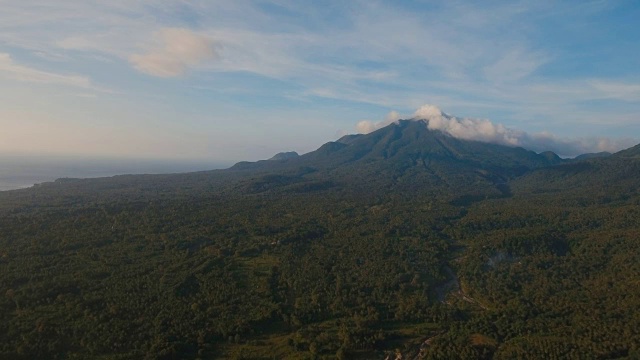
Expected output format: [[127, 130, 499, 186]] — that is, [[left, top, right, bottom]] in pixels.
[[588, 81, 640, 102], [1, 1, 631, 104], [528, 80, 640, 103], [0, 53, 91, 88], [483, 48, 549, 83]]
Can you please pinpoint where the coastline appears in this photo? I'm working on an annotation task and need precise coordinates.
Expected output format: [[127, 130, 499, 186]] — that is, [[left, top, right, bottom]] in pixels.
[[0, 156, 231, 192]]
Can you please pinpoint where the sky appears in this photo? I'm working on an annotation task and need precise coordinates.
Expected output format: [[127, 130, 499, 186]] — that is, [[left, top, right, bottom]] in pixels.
[[1, 0, 639, 161]]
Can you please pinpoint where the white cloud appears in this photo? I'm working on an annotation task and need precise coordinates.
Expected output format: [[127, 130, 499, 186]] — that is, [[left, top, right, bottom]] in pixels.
[[129, 28, 217, 77], [0, 53, 91, 88], [356, 110, 404, 134], [414, 105, 445, 120], [414, 105, 522, 146], [355, 120, 376, 134], [385, 110, 401, 122]]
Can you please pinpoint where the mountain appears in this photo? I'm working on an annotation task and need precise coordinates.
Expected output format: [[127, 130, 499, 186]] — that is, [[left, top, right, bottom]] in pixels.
[[539, 150, 564, 163], [231, 120, 562, 203], [268, 151, 299, 161], [1, 120, 640, 359], [614, 143, 640, 158], [573, 151, 611, 161], [253, 120, 561, 172]]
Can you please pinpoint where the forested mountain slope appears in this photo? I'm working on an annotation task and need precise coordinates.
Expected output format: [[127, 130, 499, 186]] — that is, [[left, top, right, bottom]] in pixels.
[[0, 122, 639, 359]]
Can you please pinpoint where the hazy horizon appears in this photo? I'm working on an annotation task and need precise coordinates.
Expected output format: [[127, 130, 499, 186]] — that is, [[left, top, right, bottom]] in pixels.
[[0, 154, 231, 191]]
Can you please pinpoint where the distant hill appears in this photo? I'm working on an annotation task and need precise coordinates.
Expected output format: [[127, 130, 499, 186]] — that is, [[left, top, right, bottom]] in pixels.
[[268, 151, 299, 161], [573, 151, 611, 161], [512, 142, 640, 201]]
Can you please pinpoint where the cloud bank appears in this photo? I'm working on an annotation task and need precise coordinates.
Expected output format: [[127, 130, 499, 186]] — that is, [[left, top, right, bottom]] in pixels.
[[130, 28, 216, 77], [356, 105, 636, 157]]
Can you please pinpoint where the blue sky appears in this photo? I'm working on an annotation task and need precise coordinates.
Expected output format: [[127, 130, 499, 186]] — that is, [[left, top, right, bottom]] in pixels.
[[1, 0, 639, 161]]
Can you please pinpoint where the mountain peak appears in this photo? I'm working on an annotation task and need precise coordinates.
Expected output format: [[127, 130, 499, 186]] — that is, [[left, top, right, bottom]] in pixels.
[[269, 151, 299, 161]]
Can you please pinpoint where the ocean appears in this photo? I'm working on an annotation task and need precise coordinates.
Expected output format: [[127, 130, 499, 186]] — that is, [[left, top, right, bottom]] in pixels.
[[0, 155, 231, 192]]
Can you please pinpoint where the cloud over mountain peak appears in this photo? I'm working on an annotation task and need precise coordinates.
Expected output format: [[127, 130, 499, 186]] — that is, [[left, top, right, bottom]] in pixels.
[[355, 105, 635, 157]]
